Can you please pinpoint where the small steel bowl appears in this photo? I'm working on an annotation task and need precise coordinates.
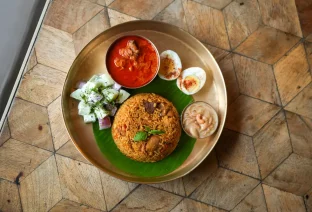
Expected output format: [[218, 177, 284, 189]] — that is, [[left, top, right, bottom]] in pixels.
[[105, 35, 160, 89], [181, 101, 219, 139]]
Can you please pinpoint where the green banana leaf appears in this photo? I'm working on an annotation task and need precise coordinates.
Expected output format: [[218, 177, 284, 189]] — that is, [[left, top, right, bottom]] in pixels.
[[93, 77, 196, 177]]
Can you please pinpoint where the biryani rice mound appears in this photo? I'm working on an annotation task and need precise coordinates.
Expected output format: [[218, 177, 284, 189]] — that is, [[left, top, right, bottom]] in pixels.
[[112, 93, 181, 162]]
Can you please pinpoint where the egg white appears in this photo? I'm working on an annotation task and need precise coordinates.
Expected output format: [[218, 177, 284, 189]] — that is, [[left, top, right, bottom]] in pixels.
[[158, 50, 182, 81], [176, 67, 206, 95]]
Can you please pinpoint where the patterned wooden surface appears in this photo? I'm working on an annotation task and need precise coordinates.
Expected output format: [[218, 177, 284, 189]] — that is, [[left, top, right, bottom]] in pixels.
[[1, 0, 312, 211]]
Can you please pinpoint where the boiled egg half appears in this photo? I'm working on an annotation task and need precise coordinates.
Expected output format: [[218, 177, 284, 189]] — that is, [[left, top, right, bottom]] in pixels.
[[158, 50, 182, 81], [177, 67, 206, 95]]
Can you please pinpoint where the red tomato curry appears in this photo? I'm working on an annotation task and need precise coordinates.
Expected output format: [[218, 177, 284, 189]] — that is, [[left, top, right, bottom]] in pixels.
[[106, 36, 159, 88]]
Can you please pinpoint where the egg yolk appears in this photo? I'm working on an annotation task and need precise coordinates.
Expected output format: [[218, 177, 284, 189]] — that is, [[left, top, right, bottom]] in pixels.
[[183, 76, 200, 93]]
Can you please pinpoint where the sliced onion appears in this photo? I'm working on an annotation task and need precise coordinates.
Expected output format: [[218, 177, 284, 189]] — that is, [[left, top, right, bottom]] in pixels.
[[110, 106, 118, 116], [104, 104, 114, 110], [99, 116, 111, 130], [76, 81, 86, 89], [104, 104, 118, 116], [113, 82, 122, 90]]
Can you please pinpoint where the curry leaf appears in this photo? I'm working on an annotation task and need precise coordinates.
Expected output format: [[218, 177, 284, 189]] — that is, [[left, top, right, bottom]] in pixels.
[[133, 131, 148, 141]]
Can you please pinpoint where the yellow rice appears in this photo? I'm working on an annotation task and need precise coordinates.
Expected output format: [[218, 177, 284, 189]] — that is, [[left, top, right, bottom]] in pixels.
[[112, 93, 181, 162]]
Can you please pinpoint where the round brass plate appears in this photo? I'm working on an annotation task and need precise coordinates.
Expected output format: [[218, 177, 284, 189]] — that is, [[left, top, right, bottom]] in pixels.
[[62, 20, 227, 184]]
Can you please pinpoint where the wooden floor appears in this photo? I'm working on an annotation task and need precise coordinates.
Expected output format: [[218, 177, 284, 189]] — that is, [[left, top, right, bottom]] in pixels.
[[1, 0, 312, 211]]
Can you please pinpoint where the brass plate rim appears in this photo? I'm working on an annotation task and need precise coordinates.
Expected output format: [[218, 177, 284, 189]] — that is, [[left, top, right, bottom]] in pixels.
[[61, 20, 227, 184]]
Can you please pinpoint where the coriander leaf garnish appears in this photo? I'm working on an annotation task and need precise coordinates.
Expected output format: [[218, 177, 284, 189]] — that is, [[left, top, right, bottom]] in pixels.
[[149, 130, 165, 135], [133, 127, 165, 141], [133, 131, 148, 141]]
